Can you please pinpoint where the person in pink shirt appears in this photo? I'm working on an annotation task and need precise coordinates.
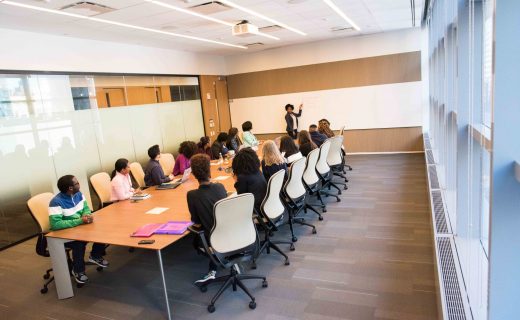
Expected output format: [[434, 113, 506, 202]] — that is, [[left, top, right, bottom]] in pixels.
[[173, 141, 197, 176], [110, 158, 135, 201]]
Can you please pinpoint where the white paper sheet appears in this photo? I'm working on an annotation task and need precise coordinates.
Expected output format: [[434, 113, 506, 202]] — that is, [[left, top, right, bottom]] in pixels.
[[146, 207, 169, 214]]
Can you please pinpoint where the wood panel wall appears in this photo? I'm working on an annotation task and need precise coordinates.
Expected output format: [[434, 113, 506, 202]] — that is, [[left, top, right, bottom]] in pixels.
[[227, 51, 421, 99], [199, 75, 232, 141]]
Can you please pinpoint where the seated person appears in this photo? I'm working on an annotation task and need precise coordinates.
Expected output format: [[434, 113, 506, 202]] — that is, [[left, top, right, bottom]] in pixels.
[[196, 136, 212, 157], [279, 136, 303, 164], [241, 121, 259, 148], [261, 140, 287, 182], [187, 154, 228, 284], [144, 144, 173, 186], [173, 141, 197, 176], [110, 158, 135, 201], [309, 124, 328, 147], [232, 148, 267, 214], [318, 119, 335, 138], [298, 130, 318, 157], [227, 127, 242, 152], [49, 175, 109, 284], [210, 132, 229, 160]]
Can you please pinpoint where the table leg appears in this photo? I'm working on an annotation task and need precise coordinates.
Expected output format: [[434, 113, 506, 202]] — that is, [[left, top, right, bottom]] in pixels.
[[157, 250, 172, 320], [47, 237, 74, 299]]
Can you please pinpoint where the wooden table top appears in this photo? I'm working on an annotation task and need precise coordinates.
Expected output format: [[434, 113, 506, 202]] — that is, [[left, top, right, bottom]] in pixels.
[[46, 161, 236, 250]]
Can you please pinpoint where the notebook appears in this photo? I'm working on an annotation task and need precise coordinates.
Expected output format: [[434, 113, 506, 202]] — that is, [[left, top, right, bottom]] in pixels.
[[154, 221, 194, 235], [131, 223, 163, 237]]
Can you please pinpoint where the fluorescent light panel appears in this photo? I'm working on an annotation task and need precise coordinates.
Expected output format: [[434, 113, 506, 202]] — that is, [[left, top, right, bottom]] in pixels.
[[322, 0, 361, 31], [145, 0, 279, 41], [1, 0, 247, 49], [218, 0, 307, 36]]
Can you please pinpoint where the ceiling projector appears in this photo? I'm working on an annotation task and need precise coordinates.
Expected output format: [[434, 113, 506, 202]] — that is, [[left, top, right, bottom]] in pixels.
[[232, 20, 259, 37]]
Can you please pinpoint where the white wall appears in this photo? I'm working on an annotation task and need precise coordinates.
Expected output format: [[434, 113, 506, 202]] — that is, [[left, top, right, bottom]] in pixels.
[[225, 28, 422, 74], [0, 28, 227, 75]]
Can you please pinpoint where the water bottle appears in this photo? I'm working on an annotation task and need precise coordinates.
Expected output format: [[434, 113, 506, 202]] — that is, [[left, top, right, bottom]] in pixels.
[[218, 152, 223, 164]]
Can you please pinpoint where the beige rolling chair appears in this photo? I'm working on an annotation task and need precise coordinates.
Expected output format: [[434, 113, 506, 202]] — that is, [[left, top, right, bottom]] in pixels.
[[327, 135, 349, 185], [90, 172, 112, 209], [159, 153, 175, 176], [129, 162, 146, 188]]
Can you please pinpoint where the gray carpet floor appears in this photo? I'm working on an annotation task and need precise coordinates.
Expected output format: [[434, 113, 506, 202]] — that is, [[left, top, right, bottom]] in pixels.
[[0, 154, 439, 320]]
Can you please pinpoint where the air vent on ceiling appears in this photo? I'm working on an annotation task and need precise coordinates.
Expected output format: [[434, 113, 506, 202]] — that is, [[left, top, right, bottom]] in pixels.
[[60, 1, 115, 16], [245, 42, 264, 48], [259, 25, 282, 33], [189, 1, 231, 14], [331, 26, 355, 32]]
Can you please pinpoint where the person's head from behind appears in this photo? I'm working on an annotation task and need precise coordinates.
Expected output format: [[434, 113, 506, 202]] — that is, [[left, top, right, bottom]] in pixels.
[[179, 141, 198, 159], [309, 124, 318, 132], [298, 130, 315, 147], [198, 136, 210, 149], [232, 148, 260, 176], [319, 119, 331, 126], [285, 104, 294, 113], [262, 140, 285, 166], [148, 144, 161, 160], [279, 136, 299, 155], [190, 154, 211, 183], [57, 175, 79, 195], [228, 127, 239, 138], [242, 121, 253, 132], [112, 158, 130, 178], [216, 132, 228, 143]]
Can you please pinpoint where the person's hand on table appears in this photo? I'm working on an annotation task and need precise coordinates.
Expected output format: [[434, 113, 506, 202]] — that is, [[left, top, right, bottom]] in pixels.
[[168, 174, 174, 180], [82, 215, 93, 224]]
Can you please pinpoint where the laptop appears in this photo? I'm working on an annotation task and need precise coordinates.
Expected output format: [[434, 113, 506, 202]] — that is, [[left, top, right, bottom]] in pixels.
[[156, 168, 192, 190]]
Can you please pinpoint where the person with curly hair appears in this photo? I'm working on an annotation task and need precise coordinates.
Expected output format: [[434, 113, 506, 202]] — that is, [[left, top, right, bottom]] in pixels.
[[232, 148, 267, 213], [241, 121, 259, 148], [196, 136, 212, 157], [173, 140, 197, 175], [210, 132, 229, 160], [318, 119, 335, 138]]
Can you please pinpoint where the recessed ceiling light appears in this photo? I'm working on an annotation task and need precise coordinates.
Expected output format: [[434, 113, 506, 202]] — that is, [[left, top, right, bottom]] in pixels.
[[1, 0, 247, 49], [218, 0, 306, 36], [288, 0, 308, 4], [322, 0, 360, 31], [145, 0, 279, 41]]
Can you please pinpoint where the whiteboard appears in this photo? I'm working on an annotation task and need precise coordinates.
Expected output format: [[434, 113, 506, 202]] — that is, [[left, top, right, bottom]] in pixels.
[[229, 81, 422, 133]]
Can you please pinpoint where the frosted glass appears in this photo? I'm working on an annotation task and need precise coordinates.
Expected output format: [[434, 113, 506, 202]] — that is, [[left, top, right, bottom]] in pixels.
[[129, 104, 163, 164], [157, 102, 187, 154], [181, 100, 205, 142]]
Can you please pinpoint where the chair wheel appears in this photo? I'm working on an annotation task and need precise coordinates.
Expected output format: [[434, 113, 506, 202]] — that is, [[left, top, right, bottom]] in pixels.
[[344, 186, 348, 190], [96, 267, 103, 272], [289, 244, 295, 251], [336, 198, 341, 202], [312, 228, 317, 234], [262, 280, 268, 287], [292, 236, 298, 242], [43, 274, 50, 280], [77, 283, 84, 289], [208, 304, 215, 313], [40, 287, 48, 294], [284, 260, 290, 266], [251, 263, 257, 270], [322, 208, 327, 212], [338, 191, 342, 195], [349, 168, 352, 171], [318, 216, 324, 221], [200, 285, 208, 292], [249, 301, 257, 309]]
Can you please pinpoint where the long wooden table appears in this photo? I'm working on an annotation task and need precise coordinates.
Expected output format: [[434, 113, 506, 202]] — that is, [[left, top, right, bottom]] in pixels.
[[46, 161, 236, 320]]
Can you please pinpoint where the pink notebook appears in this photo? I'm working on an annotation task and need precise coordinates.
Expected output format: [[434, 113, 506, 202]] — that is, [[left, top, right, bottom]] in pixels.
[[155, 221, 194, 235], [131, 223, 163, 237]]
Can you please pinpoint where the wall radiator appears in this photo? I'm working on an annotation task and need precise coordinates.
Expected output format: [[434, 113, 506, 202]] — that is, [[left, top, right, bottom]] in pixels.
[[423, 133, 473, 320]]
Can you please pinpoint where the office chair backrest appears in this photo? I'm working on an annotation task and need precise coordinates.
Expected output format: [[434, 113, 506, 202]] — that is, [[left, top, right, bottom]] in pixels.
[[316, 139, 332, 175], [129, 162, 145, 188], [261, 169, 286, 220], [211, 193, 256, 254], [27, 192, 54, 233], [327, 136, 344, 167], [90, 172, 111, 206], [339, 125, 345, 136], [159, 153, 175, 176], [303, 148, 320, 186], [283, 157, 306, 200]]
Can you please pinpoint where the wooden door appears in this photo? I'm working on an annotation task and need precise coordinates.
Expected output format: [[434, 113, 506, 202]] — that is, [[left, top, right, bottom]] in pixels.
[[215, 77, 231, 132], [98, 88, 126, 107]]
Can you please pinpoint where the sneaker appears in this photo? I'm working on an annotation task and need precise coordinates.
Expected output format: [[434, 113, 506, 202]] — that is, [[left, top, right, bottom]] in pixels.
[[194, 270, 216, 284], [88, 256, 109, 268], [72, 271, 89, 284]]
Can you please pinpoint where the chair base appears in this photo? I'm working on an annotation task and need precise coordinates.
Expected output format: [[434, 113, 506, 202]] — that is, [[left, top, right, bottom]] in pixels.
[[198, 266, 267, 313], [252, 238, 293, 269]]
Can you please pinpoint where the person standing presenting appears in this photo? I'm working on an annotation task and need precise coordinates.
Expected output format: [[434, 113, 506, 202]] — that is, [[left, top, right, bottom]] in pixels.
[[285, 103, 303, 139]]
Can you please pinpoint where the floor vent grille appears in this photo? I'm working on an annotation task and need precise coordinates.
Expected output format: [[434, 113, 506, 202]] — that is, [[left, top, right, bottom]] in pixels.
[[432, 190, 449, 233], [428, 165, 440, 189], [437, 237, 468, 320], [425, 138, 432, 150], [426, 149, 435, 164]]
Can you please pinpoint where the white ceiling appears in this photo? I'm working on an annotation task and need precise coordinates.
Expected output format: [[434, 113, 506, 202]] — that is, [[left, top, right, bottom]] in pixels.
[[0, 0, 423, 55]]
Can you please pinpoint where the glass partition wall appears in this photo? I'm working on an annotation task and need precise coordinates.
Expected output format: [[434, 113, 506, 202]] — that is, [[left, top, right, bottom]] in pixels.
[[0, 73, 204, 249]]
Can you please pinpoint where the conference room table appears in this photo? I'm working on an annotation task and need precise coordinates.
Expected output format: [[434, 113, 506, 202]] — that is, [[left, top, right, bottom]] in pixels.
[[45, 159, 238, 320]]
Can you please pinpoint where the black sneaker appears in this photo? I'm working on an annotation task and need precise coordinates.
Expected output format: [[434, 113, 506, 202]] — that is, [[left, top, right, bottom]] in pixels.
[[194, 270, 216, 284], [72, 271, 89, 284], [88, 256, 109, 268]]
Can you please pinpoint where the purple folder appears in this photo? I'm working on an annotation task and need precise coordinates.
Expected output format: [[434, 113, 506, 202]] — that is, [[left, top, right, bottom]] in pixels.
[[154, 221, 194, 235]]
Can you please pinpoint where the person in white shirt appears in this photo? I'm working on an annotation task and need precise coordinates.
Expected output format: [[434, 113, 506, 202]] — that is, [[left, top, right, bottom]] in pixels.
[[279, 136, 303, 165], [110, 158, 135, 201]]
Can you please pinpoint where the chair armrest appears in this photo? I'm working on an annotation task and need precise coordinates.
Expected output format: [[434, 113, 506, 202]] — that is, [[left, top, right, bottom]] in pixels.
[[188, 224, 204, 234], [188, 225, 221, 268]]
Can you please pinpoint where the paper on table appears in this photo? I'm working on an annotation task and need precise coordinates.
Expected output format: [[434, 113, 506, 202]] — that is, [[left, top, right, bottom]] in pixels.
[[146, 207, 169, 214], [213, 176, 230, 181]]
